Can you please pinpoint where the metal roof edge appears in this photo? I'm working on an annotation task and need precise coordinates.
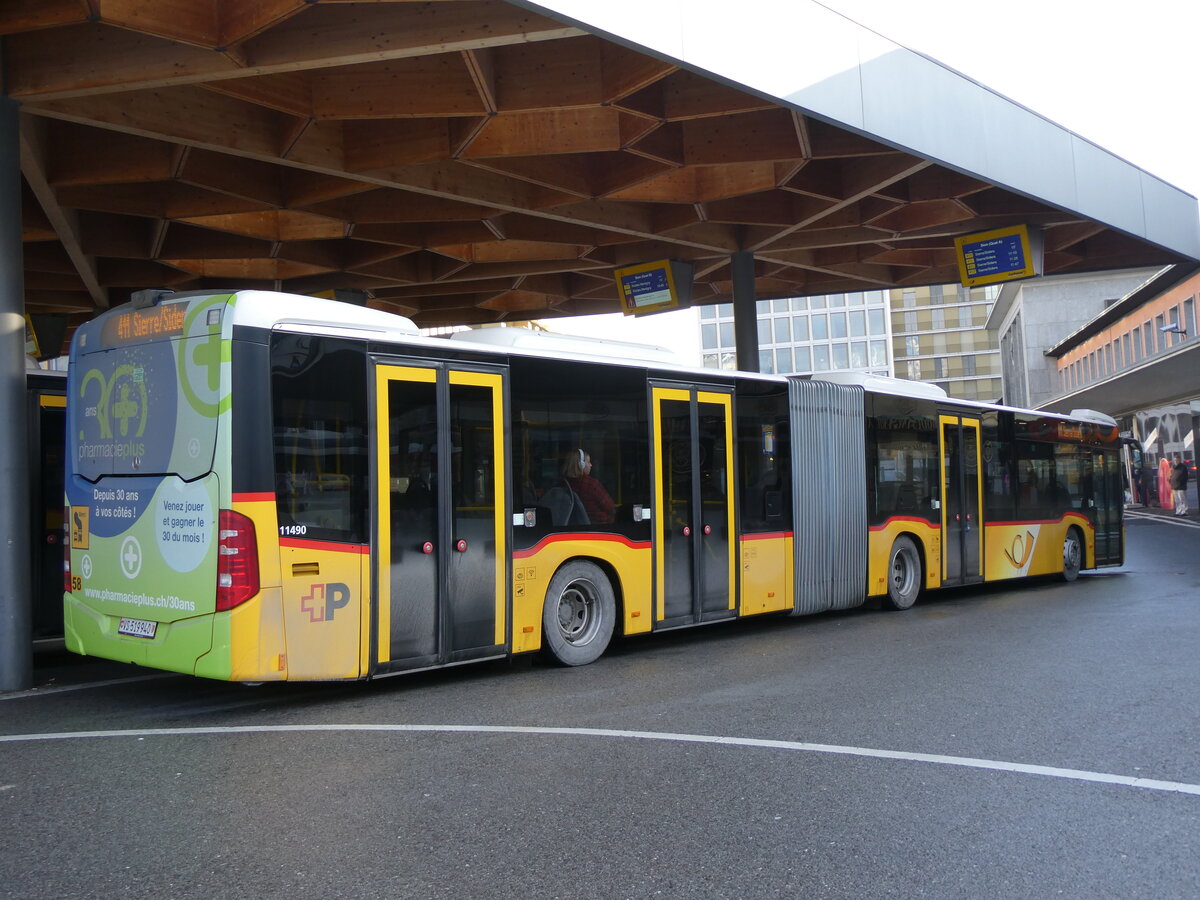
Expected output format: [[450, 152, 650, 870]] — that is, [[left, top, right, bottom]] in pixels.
[[510, 0, 1200, 261]]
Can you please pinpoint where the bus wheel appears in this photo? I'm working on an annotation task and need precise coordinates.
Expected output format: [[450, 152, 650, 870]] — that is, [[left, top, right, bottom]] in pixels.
[[1061, 528, 1083, 582], [884, 536, 921, 610], [542, 561, 615, 666]]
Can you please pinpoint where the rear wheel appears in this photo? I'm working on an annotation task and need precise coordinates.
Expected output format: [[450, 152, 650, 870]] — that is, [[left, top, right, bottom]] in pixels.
[[1061, 528, 1083, 582], [542, 561, 615, 666], [883, 536, 921, 611]]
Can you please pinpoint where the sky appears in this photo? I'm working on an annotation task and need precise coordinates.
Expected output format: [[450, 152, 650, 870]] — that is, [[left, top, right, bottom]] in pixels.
[[546, 0, 1200, 360]]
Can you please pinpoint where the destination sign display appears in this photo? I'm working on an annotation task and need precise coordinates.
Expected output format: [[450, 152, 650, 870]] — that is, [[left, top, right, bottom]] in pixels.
[[954, 225, 1042, 287], [101, 300, 190, 347], [613, 259, 694, 316]]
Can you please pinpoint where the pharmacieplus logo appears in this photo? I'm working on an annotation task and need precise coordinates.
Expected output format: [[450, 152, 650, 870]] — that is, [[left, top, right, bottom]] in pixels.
[[78, 365, 148, 460]]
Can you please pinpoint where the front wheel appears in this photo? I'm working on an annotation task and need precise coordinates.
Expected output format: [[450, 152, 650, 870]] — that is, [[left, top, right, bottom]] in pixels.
[[1061, 528, 1083, 582], [542, 561, 616, 666], [883, 536, 922, 610]]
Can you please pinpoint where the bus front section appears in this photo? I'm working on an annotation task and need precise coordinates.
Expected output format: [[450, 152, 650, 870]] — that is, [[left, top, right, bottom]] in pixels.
[[63, 292, 265, 680]]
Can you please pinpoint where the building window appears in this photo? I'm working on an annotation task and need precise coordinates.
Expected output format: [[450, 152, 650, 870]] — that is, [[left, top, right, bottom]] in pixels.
[[931, 308, 945, 330], [903, 312, 917, 332], [700, 307, 716, 321], [809, 294, 826, 310], [847, 292, 865, 306], [906, 360, 922, 380], [1155, 314, 1166, 352], [1123, 332, 1132, 367], [850, 341, 868, 368], [902, 290, 917, 308], [905, 336, 920, 356], [829, 312, 847, 339], [757, 318, 770, 344], [929, 284, 944, 304], [1170, 305, 1183, 344], [701, 323, 718, 349], [792, 316, 809, 341], [1183, 297, 1196, 340], [1104, 342, 1113, 374], [795, 346, 811, 372], [934, 357, 948, 378], [813, 345, 830, 370], [759, 350, 774, 373], [774, 317, 790, 343], [870, 340, 887, 367], [719, 322, 734, 347], [963, 356, 976, 377], [1143, 322, 1153, 357], [849, 309, 866, 337], [775, 347, 792, 373], [811, 314, 828, 340], [868, 308, 886, 334], [832, 344, 849, 369]]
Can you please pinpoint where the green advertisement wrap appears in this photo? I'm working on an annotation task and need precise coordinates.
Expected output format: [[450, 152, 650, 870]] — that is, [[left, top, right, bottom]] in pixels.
[[65, 295, 235, 639]]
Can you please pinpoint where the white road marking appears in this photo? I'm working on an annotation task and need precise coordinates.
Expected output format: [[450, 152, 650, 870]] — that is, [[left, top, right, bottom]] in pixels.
[[1, 723, 1197, 797], [1124, 510, 1199, 529], [0, 673, 177, 700]]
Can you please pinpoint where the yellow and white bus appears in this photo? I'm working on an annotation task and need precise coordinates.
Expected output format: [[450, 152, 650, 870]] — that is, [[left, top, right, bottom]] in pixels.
[[63, 290, 1124, 681]]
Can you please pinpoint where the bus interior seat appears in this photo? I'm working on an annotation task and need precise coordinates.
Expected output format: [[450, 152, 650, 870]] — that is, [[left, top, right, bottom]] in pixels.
[[541, 481, 590, 526]]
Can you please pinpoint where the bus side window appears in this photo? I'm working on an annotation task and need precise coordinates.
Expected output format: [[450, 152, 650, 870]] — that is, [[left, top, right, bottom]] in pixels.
[[270, 336, 369, 543]]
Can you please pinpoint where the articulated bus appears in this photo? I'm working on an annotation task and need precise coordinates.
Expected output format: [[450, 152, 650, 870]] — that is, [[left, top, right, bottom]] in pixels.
[[63, 290, 1123, 681]]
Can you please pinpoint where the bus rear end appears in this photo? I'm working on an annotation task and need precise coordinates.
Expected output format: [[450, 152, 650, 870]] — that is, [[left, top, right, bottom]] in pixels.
[[63, 292, 255, 677]]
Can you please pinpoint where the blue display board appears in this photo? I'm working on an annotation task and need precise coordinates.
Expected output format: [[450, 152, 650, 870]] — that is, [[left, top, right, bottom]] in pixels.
[[613, 259, 693, 315], [954, 225, 1041, 287]]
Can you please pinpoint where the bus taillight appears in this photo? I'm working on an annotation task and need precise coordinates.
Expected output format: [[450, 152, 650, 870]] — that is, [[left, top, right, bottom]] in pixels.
[[217, 510, 260, 611], [63, 506, 72, 593]]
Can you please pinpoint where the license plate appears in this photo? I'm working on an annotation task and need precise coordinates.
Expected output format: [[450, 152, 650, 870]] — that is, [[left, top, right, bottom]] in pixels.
[[117, 617, 157, 639]]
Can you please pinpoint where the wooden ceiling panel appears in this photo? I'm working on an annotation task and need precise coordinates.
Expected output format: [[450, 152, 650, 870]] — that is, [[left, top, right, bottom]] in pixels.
[[312, 56, 486, 119], [8, 1, 1185, 323]]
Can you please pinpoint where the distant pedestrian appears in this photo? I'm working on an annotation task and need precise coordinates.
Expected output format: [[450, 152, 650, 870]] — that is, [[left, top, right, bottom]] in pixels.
[[1169, 454, 1190, 516], [1159, 456, 1173, 508]]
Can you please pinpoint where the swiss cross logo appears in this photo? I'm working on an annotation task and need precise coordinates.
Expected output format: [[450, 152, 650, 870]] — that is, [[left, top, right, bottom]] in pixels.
[[300, 582, 351, 622]]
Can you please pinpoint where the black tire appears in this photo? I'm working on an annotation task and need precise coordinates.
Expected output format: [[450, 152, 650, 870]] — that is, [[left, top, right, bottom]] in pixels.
[[883, 536, 921, 611], [542, 561, 615, 666], [1061, 527, 1083, 582]]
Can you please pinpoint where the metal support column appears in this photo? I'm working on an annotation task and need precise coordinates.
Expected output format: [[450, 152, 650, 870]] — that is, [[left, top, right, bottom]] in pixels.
[[0, 90, 31, 691], [731, 251, 758, 372]]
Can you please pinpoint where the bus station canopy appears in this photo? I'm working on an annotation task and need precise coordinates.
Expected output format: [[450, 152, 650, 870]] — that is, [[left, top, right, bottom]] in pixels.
[[10, 0, 1200, 336]]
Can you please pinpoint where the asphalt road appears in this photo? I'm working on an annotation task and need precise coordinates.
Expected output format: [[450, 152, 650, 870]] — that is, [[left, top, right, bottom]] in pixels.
[[3, 515, 1199, 899]]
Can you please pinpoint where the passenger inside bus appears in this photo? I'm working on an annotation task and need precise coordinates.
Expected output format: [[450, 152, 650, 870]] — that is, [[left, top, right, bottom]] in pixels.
[[564, 449, 615, 524]]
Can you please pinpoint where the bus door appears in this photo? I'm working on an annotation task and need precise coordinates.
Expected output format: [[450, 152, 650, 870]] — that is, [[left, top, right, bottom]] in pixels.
[[1088, 450, 1122, 565], [939, 415, 983, 585], [651, 385, 735, 627], [373, 362, 507, 673]]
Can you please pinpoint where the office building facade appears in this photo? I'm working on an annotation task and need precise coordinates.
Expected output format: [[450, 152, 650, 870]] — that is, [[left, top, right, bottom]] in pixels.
[[699, 283, 1001, 403]]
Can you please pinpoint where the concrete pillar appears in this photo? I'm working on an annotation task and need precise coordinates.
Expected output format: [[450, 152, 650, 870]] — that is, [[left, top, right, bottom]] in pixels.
[[0, 91, 31, 691], [731, 251, 758, 372]]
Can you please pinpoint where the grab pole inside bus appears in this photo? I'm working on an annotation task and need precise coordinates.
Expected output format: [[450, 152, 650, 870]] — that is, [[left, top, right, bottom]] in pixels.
[[0, 88, 32, 692]]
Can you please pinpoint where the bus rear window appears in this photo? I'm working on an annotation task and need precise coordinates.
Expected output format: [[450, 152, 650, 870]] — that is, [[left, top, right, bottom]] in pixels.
[[270, 335, 368, 543], [70, 339, 217, 481]]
